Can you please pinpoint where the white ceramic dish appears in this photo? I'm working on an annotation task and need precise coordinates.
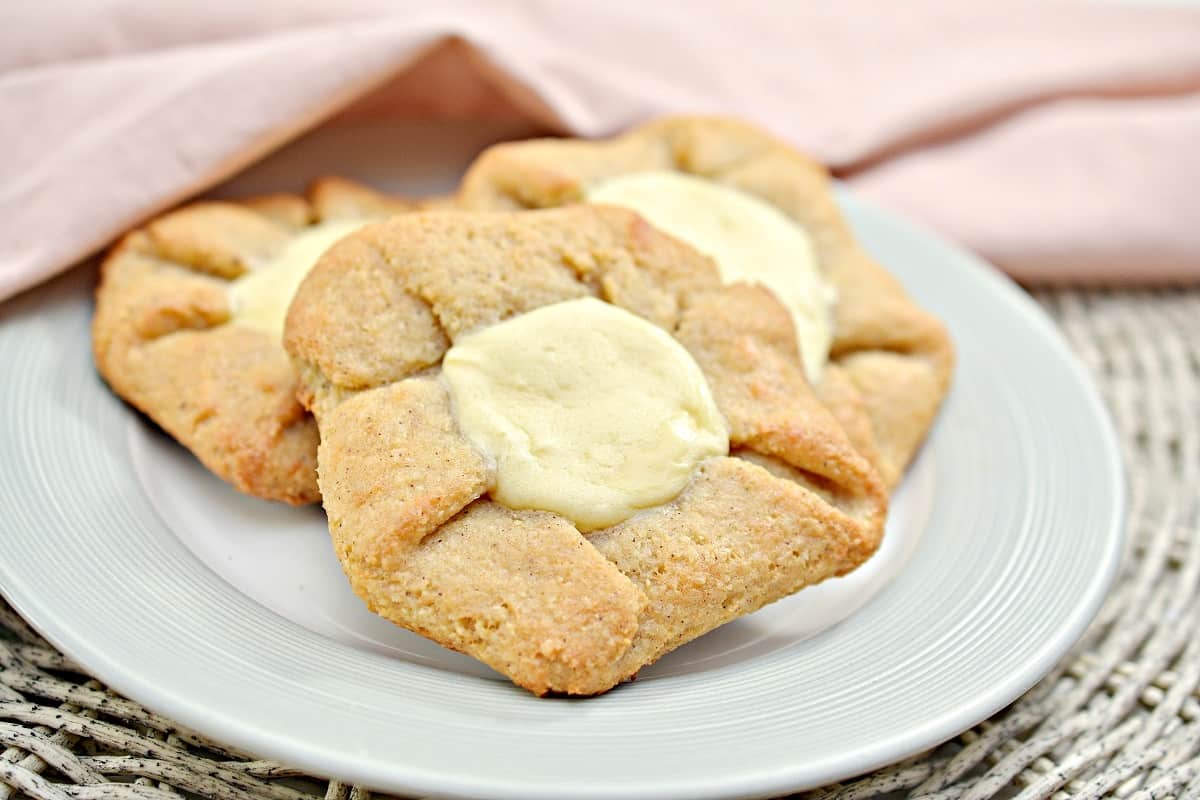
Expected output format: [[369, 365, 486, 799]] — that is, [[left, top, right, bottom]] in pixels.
[[0, 123, 1123, 800]]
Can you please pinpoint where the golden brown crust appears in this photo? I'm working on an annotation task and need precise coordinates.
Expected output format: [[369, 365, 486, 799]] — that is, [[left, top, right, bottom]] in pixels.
[[307, 176, 421, 221], [458, 116, 955, 488], [143, 203, 293, 280], [588, 456, 875, 676], [92, 178, 420, 504], [319, 377, 644, 696], [286, 207, 888, 695], [239, 193, 313, 228]]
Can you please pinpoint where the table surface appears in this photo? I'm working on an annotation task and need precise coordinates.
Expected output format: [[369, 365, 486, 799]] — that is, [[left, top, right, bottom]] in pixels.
[[1, 286, 1197, 800]]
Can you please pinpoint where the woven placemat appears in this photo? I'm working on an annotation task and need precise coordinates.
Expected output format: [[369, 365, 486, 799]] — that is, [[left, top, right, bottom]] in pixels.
[[2, 288, 1197, 800]]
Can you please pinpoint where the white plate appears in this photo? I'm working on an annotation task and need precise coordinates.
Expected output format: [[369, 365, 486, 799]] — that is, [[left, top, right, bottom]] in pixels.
[[0, 123, 1123, 800]]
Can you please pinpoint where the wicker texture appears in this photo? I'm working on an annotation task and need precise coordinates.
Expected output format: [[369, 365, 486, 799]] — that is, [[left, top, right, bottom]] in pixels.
[[2, 288, 1197, 800]]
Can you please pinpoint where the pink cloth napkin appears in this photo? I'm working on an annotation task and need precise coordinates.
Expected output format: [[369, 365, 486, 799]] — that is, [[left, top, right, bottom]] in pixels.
[[3, 0, 1200, 302]]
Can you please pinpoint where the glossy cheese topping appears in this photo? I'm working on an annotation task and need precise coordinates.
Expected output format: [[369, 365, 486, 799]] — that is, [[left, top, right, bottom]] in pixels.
[[229, 219, 366, 340], [587, 171, 834, 382], [442, 297, 728, 531]]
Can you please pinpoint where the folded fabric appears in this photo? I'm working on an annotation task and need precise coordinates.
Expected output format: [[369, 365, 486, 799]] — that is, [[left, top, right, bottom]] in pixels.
[[2, 0, 1199, 301]]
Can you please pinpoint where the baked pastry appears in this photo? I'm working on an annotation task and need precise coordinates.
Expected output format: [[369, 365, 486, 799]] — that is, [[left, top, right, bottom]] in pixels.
[[284, 207, 888, 695], [92, 178, 417, 504], [458, 116, 954, 488]]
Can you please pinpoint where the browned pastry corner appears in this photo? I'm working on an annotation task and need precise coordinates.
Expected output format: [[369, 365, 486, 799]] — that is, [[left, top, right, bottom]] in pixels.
[[92, 178, 419, 505], [284, 207, 888, 695], [458, 116, 954, 489]]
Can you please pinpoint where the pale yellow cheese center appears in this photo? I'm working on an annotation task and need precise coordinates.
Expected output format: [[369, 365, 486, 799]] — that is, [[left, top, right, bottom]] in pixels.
[[586, 171, 834, 382], [442, 297, 729, 532], [229, 219, 366, 340]]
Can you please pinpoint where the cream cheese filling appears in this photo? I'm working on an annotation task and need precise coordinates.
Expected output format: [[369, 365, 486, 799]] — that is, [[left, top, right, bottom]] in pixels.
[[442, 297, 729, 532], [586, 171, 834, 382], [229, 219, 366, 340]]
